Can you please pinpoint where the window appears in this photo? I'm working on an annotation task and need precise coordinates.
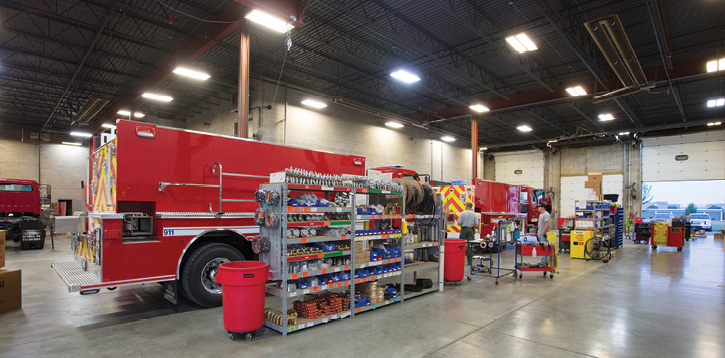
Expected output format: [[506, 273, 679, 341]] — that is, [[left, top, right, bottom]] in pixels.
[[0, 184, 33, 192], [689, 214, 710, 219]]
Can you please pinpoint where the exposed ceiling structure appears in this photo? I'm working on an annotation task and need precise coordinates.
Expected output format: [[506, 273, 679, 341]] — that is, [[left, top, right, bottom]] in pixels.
[[1, 0, 724, 150]]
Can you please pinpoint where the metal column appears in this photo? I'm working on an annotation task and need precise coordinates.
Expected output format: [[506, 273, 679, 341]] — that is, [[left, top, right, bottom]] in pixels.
[[471, 115, 478, 179], [238, 20, 250, 138]]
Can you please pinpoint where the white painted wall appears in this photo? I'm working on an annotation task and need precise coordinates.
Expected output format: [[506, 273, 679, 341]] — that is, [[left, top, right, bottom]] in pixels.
[[642, 131, 725, 181], [494, 150, 544, 187], [559, 174, 623, 217]]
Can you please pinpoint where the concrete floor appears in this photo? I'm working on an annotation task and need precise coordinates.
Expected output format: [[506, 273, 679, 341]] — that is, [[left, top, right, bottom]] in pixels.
[[1, 235, 724, 358]]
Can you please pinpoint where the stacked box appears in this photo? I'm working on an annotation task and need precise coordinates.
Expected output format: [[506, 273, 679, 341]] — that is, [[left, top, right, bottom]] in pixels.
[[293, 300, 321, 320], [357, 250, 370, 264], [714, 231, 723, 241], [357, 282, 384, 304]]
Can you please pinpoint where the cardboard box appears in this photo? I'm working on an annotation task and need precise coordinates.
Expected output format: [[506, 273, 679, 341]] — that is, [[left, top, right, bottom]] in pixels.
[[714, 231, 724, 241], [354, 241, 364, 252], [356, 250, 370, 264], [0, 230, 5, 269], [584, 173, 603, 200], [0, 269, 21, 314]]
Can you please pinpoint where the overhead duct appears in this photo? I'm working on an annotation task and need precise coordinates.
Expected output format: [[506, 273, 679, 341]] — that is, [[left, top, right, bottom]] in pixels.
[[584, 15, 648, 88], [71, 97, 109, 125]]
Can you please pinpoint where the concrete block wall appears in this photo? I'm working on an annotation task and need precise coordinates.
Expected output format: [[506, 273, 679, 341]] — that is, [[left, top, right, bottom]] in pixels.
[[184, 80, 475, 183], [0, 131, 87, 211]]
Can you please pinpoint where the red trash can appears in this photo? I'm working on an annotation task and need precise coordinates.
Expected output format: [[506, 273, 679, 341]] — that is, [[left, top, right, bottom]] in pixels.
[[216, 261, 269, 339], [444, 239, 467, 282]]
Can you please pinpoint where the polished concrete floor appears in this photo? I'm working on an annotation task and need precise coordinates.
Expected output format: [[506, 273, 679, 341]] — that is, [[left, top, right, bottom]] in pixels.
[[1, 235, 724, 357]]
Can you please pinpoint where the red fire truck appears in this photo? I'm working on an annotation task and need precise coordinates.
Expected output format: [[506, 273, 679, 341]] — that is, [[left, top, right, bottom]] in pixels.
[[520, 185, 546, 228], [0, 178, 46, 250], [52, 120, 365, 307]]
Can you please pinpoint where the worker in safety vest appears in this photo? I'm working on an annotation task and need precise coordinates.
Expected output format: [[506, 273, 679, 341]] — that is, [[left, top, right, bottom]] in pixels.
[[457, 202, 479, 265]]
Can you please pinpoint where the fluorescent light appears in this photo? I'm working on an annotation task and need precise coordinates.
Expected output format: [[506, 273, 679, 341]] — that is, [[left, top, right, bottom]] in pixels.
[[117, 110, 145, 118], [506, 33, 537, 52], [566, 86, 587, 96], [102, 123, 115, 129], [441, 136, 456, 142], [301, 99, 327, 109], [707, 122, 722, 126], [142, 93, 173, 102], [173, 67, 211, 81], [598, 113, 615, 121], [480, 147, 488, 151], [707, 60, 718, 73], [385, 121, 404, 128], [618, 132, 630, 135], [61, 142, 81, 146], [517, 125, 532, 132], [707, 98, 725, 108], [469, 104, 490, 112], [707, 58, 725, 73], [245, 9, 294, 33], [70, 132, 92, 137], [390, 69, 420, 84]]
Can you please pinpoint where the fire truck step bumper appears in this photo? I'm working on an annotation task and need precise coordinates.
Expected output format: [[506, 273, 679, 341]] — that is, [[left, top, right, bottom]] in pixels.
[[51, 261, 101, 293]]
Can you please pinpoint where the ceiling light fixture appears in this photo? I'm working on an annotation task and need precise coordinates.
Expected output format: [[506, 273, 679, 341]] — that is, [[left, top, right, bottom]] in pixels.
[[565, 86, 587, 96], [102, 123, 116, 129], [70, 131, 93, 137], [117, 110, 145, 118], [61, 142, 82, 146], [598, 113, 615, 121], [516, 125, 532, 132], [301, 99, 327, 109], [173, 67, 211, 80], [706, 98, 725, 108], [707, 122, 722, 126], [245, 9, 294, 33], [142, 93, 173, 102], [469, 104, 490, 112], [505, 33, 537, 52], [385, 121, 404, 128], [480, 147, 488, 151], [390, 69, 421, 84], [441, 136, 456, 142], [618, 132, 630, 135], [706, 58, 725, 73]]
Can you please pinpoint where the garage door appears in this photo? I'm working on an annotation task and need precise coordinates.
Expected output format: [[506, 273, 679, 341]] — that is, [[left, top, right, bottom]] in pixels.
[[560, 174, 623, 218], [494, 150, 544, 188], [642, 131, 725, 181]]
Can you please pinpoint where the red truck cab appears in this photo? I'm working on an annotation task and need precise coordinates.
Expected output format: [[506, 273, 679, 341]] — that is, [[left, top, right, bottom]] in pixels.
[[0, 179, 41, 217]]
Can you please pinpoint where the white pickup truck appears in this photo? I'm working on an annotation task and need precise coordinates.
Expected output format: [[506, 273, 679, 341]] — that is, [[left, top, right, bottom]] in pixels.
[[688, 213, 712, 231]]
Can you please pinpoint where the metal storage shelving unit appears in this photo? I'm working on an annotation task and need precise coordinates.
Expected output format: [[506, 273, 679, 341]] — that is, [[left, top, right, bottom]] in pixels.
[[257, 172, 445, 337], [352, 187, 405, 313], [574, 200, 616, 248], [258, 182, 356, 336], [402, 199, 445, 300]]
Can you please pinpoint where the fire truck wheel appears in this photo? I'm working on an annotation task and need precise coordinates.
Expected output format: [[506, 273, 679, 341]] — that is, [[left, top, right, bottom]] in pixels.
[[182, 243, 244, 307]]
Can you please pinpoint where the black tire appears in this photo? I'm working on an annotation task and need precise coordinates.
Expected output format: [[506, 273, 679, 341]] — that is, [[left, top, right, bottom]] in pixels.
[[677, 247, 683, 252], [181, 243, 244, 307]]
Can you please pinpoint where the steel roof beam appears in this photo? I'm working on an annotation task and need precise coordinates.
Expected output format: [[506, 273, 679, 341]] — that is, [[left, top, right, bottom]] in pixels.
[[433, 0, 554, 92], [296, 15, 469, 107], [0, 1, 170, 53], [322, 0, 513, 99], [534, 0, 643, 127], [645, 0, 686, 122]]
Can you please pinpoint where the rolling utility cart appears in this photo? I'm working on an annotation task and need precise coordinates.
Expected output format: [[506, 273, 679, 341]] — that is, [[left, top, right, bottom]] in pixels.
[[651, 221, 684, 251], [466, 220, 517, 284], [634, 222, 651, 245], [514, 241, 556, 279]]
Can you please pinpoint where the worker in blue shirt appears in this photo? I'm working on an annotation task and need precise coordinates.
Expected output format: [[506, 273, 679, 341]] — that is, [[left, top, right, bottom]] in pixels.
[[457, 202, 479, 265]]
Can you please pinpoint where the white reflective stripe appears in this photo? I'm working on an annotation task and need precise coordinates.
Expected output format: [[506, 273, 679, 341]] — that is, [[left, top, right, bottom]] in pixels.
[[162, 226, 259, 237]]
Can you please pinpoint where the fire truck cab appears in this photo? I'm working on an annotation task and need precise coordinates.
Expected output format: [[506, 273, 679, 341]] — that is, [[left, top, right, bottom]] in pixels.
[[52, 120, 365, 307]]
